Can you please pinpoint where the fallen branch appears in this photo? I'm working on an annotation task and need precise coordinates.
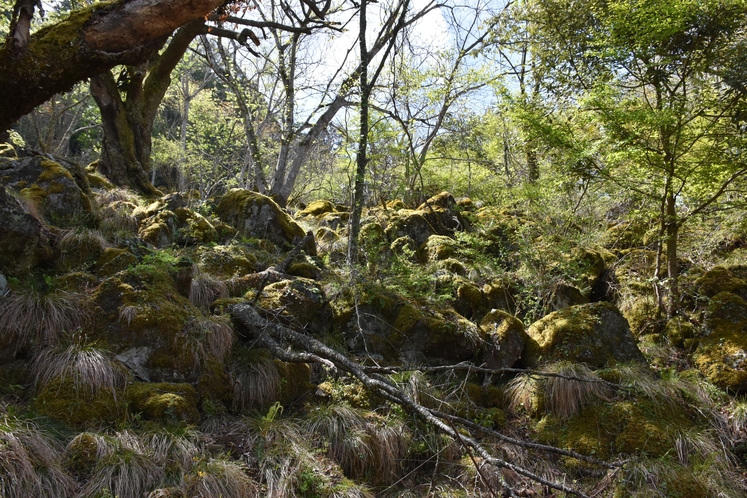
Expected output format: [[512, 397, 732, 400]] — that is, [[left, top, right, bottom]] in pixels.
[[229, 303, 614, 497]]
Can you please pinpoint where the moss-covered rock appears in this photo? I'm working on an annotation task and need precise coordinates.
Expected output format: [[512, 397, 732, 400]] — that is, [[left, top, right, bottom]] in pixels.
[[550, 283, 589, 311], [600, 218, 656, 249], [32, 377, 125, 428], [384, 192, 465, 246], [95, 247, 138, 278], [297, 199, 335, 217], [139, 209, 178, 248], [693, 292, 747, 393], [193, 244, 257, 279], [522, 302, 646, 368], [480, 310, 526, 368], [215, 189, 306, 249], [620, 295, 660, 337], [534, 398, 699, 463], [694, 266, 747, 300], [483, 280, 517, 315], [2, 157, 93, 226], [0, 186, 55, 275], [254, 278, 332, 335], [126, 382, 199, 425], [90, 259, 205, 382], [174, 207, 218, 245], [664, 316, 698, 349], [421, 234, 458, 262]]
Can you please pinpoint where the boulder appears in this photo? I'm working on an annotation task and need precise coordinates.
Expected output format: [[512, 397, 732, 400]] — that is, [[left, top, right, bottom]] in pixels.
[[0, 186, 55, 274], [384, 192, 465, 246], [693, 292, 747, 393], [1, 157, 92, 225], [480, 310, 527, 369], [216, 189, 307, 250], [125, 382, 200, 425], [522, 302, 646, 368], [254, 278, 332, 335]]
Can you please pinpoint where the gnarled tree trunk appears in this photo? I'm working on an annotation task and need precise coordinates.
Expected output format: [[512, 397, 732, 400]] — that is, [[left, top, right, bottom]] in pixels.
[[0, 0, 224, 134], [88, 20, 208, 196]]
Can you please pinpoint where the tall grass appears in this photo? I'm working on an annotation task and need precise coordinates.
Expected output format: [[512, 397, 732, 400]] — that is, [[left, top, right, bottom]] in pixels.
[[33, 334, 130, 398], [0, 288, 90, 346], [0, 412, 75, 498]]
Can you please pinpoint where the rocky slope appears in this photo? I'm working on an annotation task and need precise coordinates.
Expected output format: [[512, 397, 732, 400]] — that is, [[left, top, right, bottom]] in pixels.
[[1, 150, 747, 497]]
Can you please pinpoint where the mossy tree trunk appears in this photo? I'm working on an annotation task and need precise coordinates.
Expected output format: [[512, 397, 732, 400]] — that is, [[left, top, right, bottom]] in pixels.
[[0, 0, 224, 134], [89, 20, 207, 197]]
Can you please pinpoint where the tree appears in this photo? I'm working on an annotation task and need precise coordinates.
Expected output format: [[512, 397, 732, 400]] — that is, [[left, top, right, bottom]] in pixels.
[[520, 0, 747, 316], [376, 0, 502, 202], [89, 20, 209, 196], [0, 0, 226, 133]]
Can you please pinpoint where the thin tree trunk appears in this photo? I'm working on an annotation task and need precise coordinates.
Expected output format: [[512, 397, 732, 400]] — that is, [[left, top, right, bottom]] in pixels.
[[666, 193, 679, 318], [347, 0, 369, 265]]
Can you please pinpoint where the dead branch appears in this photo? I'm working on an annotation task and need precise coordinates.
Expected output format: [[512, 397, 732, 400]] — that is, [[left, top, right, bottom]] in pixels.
[[229, 302, 613, 498]]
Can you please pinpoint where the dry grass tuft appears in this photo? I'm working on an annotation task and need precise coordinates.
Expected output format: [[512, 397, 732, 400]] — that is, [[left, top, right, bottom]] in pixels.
[[182, 457, 257, 497], [230, 355, 281, 412], [57, 227, 111, 266], [541, 362, 612, 418], [175, 315, 236, 371], [95, 189, 141, 243], [78, 431, 163, 498], [0, 412, 75, 498], [118, 305, 138, 327], [33, 334, 130, 398], [189, 270, 228, 308], [507, 362, 611, 418], [506, 374, 541, 415], [0, 288, 91, 346]]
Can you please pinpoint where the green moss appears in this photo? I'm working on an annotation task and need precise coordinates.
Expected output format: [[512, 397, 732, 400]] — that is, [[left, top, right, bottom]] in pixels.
[[692, 292, 747, 392], [195, 244, 256, 279], [95, 247, 138, 278], [523, 302, 645, 368], [126, 382, 199, 425], [174, 207, 218, 245], [421, 235, 458, 261], [534, 398, 697, 463], [298, 199, 336, 217], [664, 316, 697, 349], [32, 378, 125, 428], [215, 189, 305, 246], [694, 266, 747, 299]]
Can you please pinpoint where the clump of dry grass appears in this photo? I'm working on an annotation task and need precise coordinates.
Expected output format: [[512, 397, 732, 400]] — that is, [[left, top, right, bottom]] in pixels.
[[182, 457, 257, 497], [542, 362, 613, 418], [56, 227, 111, 267], [229, 353, 281, 412], [77, 431, 162, 498], [175, 315, 236, 372], [0, 288, 91, 346], [95, 188, 141, 243], [32, 334, 130, 398], [0, 412, 75, 498], [507, 362, 611, 418], [189, 270, 228, 309], [307, 404, 408, 483]]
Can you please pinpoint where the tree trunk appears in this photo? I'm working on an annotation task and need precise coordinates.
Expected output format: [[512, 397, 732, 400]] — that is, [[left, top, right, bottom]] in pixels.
[[666, 193, 679, 318], [90, 72, 160, 196], [0, 0, 225, 134], [88, 19, 207, 196], [347, 0, 369, 265]]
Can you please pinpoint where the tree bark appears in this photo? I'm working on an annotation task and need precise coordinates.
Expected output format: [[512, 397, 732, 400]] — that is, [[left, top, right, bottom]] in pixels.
[[0, 0, 224, 134], [88, 19, 208, 196], [666, 193, 679, 318]]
